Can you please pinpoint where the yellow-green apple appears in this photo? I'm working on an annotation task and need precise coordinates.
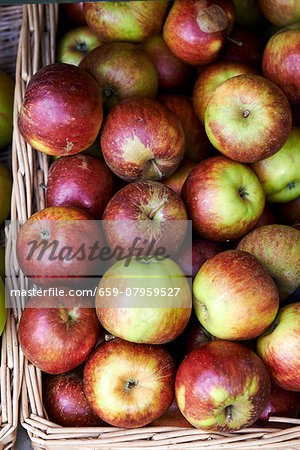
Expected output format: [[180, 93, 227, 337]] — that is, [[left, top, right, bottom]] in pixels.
[[258, 0, 300, 26], [175, 340, 271, 431], [79, 42, 158, 111], [140, 35, 195, 94], [102, 180, 188, 258], [149, 399, 192, 428], [57, 26, 101, 66], [62, 2, 85, 25], [159, 94, 211, 161], [43, 370, 105, 426], [204, 74, 292, 163], [232, 0, 264, 27], [96, 257, 192, 344], [181, 156, 265, 241], [16, 206, 104, 286], [83, 1, 169, 43], [262, 23, 300, 103], [162, 160, 198, 196], [257, 302, 300, 391], [100, 98, 185, 182], [0, 277, 6, 337], [0, 70, 14, 149], [275, 196, 300, 224], [18, 63, 103, 156], [163, 0, 235, 65], [19, 293, 100, 374], [193, 250, 279, 340], [193, 61, 259, 125], [46, 154, 115, 219], [238, 224, 300, 301], [83, 338, 176, 428], [251, 126, 300, 203], [0, 162, 12, 225], [222, 26, 264, 69]]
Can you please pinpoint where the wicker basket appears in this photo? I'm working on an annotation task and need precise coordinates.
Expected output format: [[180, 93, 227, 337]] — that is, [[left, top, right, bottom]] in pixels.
[[7, 3, 300, 449], [0, 5, 23, 450]]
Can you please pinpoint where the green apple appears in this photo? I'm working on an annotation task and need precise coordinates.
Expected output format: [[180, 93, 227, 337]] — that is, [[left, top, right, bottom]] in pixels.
[[0, 163, 12, 225], [251, 126, 300, 203], [0, 71, 14, 149], [57, 26, 102, 66], [0, 277, 7, 336]]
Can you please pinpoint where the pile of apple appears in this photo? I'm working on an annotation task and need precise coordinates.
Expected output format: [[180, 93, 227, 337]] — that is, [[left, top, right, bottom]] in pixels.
[[14, 0, 300, 433]]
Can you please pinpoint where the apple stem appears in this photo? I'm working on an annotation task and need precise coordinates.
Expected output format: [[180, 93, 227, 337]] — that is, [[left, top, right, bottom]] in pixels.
[[227, 36, 243, 47], [105, 333, 115, 342], [151, 159, 163, 179], [148, 197, 168, 219], [225, 405, 233, 423]]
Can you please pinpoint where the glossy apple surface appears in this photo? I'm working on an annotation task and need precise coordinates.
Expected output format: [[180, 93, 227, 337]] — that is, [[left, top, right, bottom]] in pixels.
[[256, 383, 300, 425], [0, 162, 12, 225], [175, 340, 271, 431], [238, 224, 300, 301], [258, 0, 300, 26], [205, 74, 292, 163], [46, 154, 115, 219], [257, 302, 300, 391], [182, 156, 265, 241], [101, 98, 185, 182], [0, 278, 6, 337], [162, 160, 198, 196], [84, 338, 176, 428], [18, 63, 103, 156], [62, 2, 85, 25], [57, 26, 101, 66], [0, 71, 14, 149]]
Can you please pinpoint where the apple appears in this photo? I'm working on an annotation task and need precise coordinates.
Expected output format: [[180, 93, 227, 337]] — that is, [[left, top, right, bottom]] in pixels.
[[96, 257, 192, 344], [16, 206, 104, 286], [204, 74, 292, 163], [251, 127, 300, 203], [0, 162, 12, 225], [0, 70, 14, 149], [103, 180, 188, 258], [46, 154, 115, 219], [237, 225, 300, 301], [222, 26, 264, 69], [140, 35, 195, 94], [181, 156, 265, 241], [275, 196, 300, 224], [100, 98, 185, 182], [175, 340, 271, 431], [83, 1, 169, 43], [18, 63, 103, 156], [262, 23, 300, 104], [254, 206, 276, 228], [0, 247, 5, 280], [184, 322, 216, 355], [79, 42, 158, 111], [163, 0, 235, 65], [258, 0, 300, 26], [62, 2, 85, 25], [256, 383, 300, 425], [193, 250, 279, 340], [19, 293, 100, 374], [232, 0, 264, 27], [0, 277, 6, 337], [43, 370, 105, 426], [162, 160, 198, 196], [84, 338, 176, 428], [257, 302, 300, 391], [193, 61, 259, 125], [158, 94, 211, 162], [149, 399, 192, 428], [57, 26, 102, 66]]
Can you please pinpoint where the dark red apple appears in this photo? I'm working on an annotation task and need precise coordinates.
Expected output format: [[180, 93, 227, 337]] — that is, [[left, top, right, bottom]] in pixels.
[[18, 63, 103, 156], [46, 154, 115, 219], [184, 322, 216, 355], [162, 160, 198, 196], [62, 3, 85, 25], [256, 383, 300, 425], [275, 196, 300, 224], [222, 26, 264, 69]]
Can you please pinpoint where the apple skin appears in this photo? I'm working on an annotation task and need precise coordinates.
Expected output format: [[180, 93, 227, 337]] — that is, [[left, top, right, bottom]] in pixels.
[[0, 247, 5, 280], [232, 0, 264, 27], [19, 293, 100, 374], [256, 383, 300, 425], [175, 340, 271, 431], [0, 71, 14, 149], [62, 3, 85, 25], [0, 278, 6, 337], [149, 399, 192, 428], [222, 26, 264, 69], [262, 24, 300, 104], [18, 63, 103, 156], [258, 0, 300, 26], [83, 1, 169, 43], [0, 162, 12, 225], [100, 98, 185, 182], [79, 42, 158, 111], [140, 35, 195, 94], [159, 94, 211, 162], [193, 250, 279, 340], [275, 196, 300, 224], [46, 154, 115, 219], [84, 338, 176, 428], [57, 26, 102, 66], [204, 74, 292, 163], [162, 160, 198, 196], [251, 126, 300, 203], [193, 61, 259, 125], [43, 370, 105, 426], [257, 302, 300, 391], [237, 224, 300, 301], [163, 0, 235, 66], [96, 257, 192, 345], [16, 206, 104, 287], [182, 156, 265, 242]]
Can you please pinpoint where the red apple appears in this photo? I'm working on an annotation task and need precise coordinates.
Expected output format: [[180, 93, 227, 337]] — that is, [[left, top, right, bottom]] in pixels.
[[175, 340, 271, 431], [57, 26, 102, 66], [255, 206, 276, 228], [162, 160, 198, 196], [18, 63, 103, 156], [184, 322, 216, 355], [149, 399, 192, 428], [256, 383, 300, 425], [222, 26, 264, 69], [163, 0, 235, 65], [100, 98, 185, 182], [46, 154, 115, 219], [84, 338, 176, 428], [258, 0, 300, 26], [62, 2, 85, 25], [43, 370, 105, 426], [19, 293, 100, 374]]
